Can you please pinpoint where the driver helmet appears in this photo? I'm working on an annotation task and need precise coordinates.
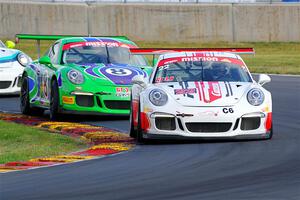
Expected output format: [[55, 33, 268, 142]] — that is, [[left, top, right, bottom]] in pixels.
[[211, 62, 229, 78]]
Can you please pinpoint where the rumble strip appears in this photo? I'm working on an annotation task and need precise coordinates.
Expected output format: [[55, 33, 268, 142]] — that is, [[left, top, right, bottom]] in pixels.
[[0, 113, 135, 173]]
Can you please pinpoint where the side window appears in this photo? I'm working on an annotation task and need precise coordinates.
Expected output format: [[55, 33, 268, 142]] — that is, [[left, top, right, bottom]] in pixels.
[[49, 43, 60, 64]]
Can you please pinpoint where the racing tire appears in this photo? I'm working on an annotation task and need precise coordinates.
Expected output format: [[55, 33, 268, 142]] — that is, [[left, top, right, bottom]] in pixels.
[[267, 126, 273, 140], [129, 96, 137, 138], [136, 105, 146, 144], [20, 76, 44, 116], [129, 108, 137, 138], [49, 80, 60, 120]]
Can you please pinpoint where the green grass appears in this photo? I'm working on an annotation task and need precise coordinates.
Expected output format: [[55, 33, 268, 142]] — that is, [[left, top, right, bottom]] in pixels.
[[5, 39, 300, 74], [0, 120, 87, 164]]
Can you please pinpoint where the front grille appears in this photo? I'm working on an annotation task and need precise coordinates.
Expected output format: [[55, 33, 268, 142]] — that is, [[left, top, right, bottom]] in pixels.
[[155, 117, 176, 131], [76, 95, 94, 107], [241, 117, 260, 130], [186, 122, 232, 133], [0, 81, 12, 89], [104, 100, 130, 110]]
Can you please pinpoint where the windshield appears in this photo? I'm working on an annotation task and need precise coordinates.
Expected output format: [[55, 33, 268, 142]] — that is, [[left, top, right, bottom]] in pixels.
[[62, 43, 148, 66], [0, 40, 5, 48], [154, 60, 252, 83]]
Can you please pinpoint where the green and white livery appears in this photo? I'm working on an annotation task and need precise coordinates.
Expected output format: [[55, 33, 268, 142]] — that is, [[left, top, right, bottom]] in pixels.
[[18, 34, 152, 119]]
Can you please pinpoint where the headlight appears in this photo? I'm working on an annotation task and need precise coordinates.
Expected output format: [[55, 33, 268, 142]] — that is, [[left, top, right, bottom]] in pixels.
[[149, 89, 168, 106], [247, 88, 264, 106], [17, 53, 31, 67], [67, 70, 84, 84]]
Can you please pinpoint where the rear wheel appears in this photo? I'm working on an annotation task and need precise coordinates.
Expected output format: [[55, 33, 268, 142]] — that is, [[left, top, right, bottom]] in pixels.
[[49, 80, 60, 120], [20, 76, 44, 116]]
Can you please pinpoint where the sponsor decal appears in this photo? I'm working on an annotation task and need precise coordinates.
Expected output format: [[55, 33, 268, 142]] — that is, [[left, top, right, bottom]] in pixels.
[[181, 57, 218, 62], [115, 87, 130, 98], [155, 76, 175, 83], [178, 82, 194, 98], [199, 110, 219, 117], [63, 42, 119, 50], [174, 88, 196, 95], [63, 40, 136, 51], [194, 81, 222, 103], [158, 56, 245, 67], [220, 58, 231, 63]]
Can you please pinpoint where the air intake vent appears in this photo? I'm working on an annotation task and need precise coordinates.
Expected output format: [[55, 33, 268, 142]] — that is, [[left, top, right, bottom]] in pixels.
[[104, 100, 130, 110], [155, 117, 176, 131], [76, 95, 94, 107], [186, 122, 232, 133], [241, 117, 260, 130], [0, 81, 11, 89]]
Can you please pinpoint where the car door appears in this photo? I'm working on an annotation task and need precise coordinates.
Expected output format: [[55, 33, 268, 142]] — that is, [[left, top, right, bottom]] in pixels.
[[38, 42, 60, 106]]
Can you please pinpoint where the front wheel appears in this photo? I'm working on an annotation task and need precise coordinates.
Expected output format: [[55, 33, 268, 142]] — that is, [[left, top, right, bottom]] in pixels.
[[129, 108, 137, 138], [136, 106, 146, 144], [267, 126, 273, 139], [20, 76, 44, 116], [49, 80, 60, 120], [129, 96, 137, 138]]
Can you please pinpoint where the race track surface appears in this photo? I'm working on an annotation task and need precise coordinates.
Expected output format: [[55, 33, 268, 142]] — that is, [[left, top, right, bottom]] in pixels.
[[0, 75, 300, 200]]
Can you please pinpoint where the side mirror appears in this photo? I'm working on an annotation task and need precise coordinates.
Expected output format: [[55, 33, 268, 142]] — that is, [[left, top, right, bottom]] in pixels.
[[132, 75, 147, 87], [5, 40, 15, 49], [258, 74, 271, 86], [39, 56, 51, 65]]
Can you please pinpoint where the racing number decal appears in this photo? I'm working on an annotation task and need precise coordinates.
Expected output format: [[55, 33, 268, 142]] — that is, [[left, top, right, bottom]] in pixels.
[[223, 108, 234, 114], [105, 68, 132, 76], [100, 65, 147, 85]]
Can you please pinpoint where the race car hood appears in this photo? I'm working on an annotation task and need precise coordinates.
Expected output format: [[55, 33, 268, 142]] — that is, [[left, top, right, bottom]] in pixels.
[[0, 48, 19, 66], [69, 63, 151, 86], [157, 81, 253, 107]]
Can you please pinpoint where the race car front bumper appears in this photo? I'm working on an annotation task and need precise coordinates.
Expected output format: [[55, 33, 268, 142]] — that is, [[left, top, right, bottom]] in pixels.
[[141, 105, 272, 140]]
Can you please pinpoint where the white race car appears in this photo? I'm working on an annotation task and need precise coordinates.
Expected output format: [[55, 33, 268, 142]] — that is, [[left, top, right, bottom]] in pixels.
[[129, 49, 272, 142], [0, 40, 31, 95]]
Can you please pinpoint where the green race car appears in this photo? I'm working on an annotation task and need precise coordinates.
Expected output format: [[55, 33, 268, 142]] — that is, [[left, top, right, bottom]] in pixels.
[[18, 34, 152, 119]]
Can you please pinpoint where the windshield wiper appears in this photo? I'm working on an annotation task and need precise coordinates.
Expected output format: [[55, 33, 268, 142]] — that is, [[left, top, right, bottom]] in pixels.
[[105, 44, 110, 64]]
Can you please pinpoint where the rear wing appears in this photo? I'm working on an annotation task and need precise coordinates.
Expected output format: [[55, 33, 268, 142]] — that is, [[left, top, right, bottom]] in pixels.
[[15, 34, 130, 58], [130, 48, 255, 66], [130, 48, 255, 55]]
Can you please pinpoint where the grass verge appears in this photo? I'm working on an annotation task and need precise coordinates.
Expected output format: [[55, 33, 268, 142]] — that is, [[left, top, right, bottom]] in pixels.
[[0, 120, 87, 164], [4, 39, 300, 74]]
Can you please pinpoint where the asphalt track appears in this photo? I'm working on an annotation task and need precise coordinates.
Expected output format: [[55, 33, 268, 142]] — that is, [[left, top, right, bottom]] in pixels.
[[0, 75, 300, 200]]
